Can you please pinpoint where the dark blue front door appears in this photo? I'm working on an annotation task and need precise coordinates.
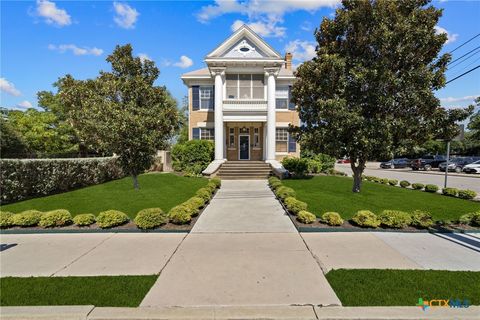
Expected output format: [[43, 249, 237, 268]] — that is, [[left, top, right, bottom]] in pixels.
[[239, 135, 249, 160]]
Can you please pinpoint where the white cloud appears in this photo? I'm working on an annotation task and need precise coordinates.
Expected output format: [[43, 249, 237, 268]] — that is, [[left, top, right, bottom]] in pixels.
[[0, 78, 21, 96], [16, 100, 33, 109], [285, 40, 317, 62], [434, 26, 458, 44], [440, 95, 478, 104], [138, 53, 152, 63], [36, 0, 71, 27], [48, 44, 103, 56], [113, 2, 139, 29], [300, 21, 313, 32], [173, 55, 193, 69], [231, 19, 285, 38], [198, 0, 339, 37]]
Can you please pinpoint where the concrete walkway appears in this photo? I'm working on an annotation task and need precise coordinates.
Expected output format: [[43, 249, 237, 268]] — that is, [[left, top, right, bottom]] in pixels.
[[142, 180, 341, 307]]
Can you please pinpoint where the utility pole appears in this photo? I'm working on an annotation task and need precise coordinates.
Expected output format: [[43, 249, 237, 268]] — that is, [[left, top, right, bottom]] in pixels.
[[444, 141, 451, 188]]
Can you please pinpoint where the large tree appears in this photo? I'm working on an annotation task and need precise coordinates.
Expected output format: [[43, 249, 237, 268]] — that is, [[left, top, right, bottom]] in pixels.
[[58, 44, 180, 188], [292, 0, 472, 192], [467, 97, 480, 141]]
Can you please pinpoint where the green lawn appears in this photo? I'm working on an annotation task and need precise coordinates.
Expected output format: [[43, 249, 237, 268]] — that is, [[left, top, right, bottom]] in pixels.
[[282, 176, 480, 220], [0, 276, 157, 307], [326, 269, 480, 306], [0, 173, 208, 218]]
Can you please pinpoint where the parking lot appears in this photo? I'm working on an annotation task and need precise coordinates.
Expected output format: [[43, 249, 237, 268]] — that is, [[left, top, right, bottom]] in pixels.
[[336, 163, 480, 195]]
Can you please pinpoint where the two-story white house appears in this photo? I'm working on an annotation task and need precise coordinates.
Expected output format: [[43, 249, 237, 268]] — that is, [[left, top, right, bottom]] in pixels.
[[181, 25, 299, 177]]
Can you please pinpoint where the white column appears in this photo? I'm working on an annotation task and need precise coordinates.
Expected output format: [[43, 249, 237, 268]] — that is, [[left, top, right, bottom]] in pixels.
[[266, 69, 277, 161], [214, 70, 224, 160]]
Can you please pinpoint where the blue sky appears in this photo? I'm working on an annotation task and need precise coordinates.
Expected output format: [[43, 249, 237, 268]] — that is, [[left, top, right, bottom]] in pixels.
[[1, 0, 479, 112]]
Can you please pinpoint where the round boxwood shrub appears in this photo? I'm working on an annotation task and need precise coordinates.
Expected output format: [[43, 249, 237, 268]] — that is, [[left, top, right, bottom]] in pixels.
[[270, 180, 283, 190], [411, 183, 424, 190], [11, 210, 43, 227], [96, 210, 129, 228], [73, 213, 96, 226], [400, 180, 410, 188], [460, 211, 480, 226], [281, 157, 308, 176], [352, 210, 380, 228], [378, 210, 412, 228], [410, 210, 434, 229], [268, 176, 280, 185], [321, 212, 344, 226], [284, 197, 308, 215], [134, 208, 168, 230], [39, 209, 72, 228], [196, 188, 212, 202], [276, 186, 296, 200], [205, 182, 217, 194], [388, 179, 398, 186], [210, 177, 221, 188], [472, 211, 480, 226], [442, 187, 458, 197], [185, 196, 205, 210], [458, 189, 476, 200], [380, 178, 389, 185], [0, 211, 14, 228], [169, 205, 192, 224], [297, 210, 316, 224], [424, 184, 439, 193]]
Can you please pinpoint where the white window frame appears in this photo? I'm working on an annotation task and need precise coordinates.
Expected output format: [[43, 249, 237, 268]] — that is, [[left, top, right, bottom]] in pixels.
[[225, 74, 264, 100], [276, 127, 289, 153], [229, 128, 235, 148], [253, 127, 260, 148], [276, 86, 289, 109], [200, 128, 214, 140], [199, 86, 213, 110]]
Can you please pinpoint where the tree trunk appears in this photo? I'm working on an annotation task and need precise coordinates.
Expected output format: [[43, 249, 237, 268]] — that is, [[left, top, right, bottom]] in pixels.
[[350, 158, 366, 193], [132, 174, 140, 190]]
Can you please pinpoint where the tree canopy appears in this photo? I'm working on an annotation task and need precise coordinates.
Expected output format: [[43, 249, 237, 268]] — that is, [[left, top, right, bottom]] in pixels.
[[292, 0, 472, 192], [57, 44, 180, 188]]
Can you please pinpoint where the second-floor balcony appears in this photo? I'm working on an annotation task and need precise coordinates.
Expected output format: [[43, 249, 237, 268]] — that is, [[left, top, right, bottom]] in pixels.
[[222, 99, 267, 112]]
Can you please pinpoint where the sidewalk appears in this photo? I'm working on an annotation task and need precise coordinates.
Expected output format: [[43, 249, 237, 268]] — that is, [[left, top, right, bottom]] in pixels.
[[141, 180, 341, 307]]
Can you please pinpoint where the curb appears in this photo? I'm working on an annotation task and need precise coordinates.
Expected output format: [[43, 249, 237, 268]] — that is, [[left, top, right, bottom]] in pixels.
[[1, 305, 478, 320]]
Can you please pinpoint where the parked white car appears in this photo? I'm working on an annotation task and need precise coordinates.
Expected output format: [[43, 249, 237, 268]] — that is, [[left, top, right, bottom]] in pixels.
[[463, 160, 480, 174]]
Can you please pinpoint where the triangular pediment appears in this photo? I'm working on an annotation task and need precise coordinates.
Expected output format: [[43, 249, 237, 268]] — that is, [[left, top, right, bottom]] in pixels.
[[206, 25, 282, 59]]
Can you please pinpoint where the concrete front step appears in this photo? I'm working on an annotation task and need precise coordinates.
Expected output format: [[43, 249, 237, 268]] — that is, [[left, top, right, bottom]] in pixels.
[[216, 161, 272, 180], [219, 176, 270, 180], [219, 169, 272, 173]]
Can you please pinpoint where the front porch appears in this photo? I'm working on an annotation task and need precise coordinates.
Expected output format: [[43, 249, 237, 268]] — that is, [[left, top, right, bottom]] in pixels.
[[225, 122, 265, 161]]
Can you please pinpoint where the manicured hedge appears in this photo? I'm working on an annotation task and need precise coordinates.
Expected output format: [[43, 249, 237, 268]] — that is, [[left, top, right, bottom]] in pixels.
[[0, 157, 124, 204]]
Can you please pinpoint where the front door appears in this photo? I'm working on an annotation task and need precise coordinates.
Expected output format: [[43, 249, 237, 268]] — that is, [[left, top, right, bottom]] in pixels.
[[239, 135, 250, 160]]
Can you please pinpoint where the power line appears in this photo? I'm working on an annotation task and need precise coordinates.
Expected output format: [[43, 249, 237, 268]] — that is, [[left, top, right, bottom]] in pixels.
[[447, 50, 480, 71], [450, 56, 480, 77], [448, 45, 480, 65], [445, 64, 480, 84], [448, 33, 480, 54]]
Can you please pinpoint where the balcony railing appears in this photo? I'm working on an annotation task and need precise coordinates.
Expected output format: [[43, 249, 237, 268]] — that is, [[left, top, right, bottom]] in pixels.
[[223, 99, 267, 112]]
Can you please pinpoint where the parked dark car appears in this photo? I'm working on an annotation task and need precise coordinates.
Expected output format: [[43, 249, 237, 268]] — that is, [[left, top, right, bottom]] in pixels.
[[411, 155, 447, 171], [380, 158, 411, 169], [439, 157, 475, 173]]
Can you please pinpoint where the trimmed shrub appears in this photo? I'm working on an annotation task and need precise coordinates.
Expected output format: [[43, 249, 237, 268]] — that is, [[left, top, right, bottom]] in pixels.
[[270, 180, 283, 190], [379, 178, 389, 185], [352, 210, 380, 228], [302, 152, 335, 174], [11, 210, 43, 227], [460, 211, 480, 226], [327, 169, 347, 176], [442, 187, 458, 197], [96, 210, 129, 228], [400, 180, 410, 188], [412, 183, 424, 190], [410, 210, 434, 229], [297, 210, 316, 224], [169, 205, 192, 224], [321, 212, 344, 226], [276, 186, 296, 200], [388, 179, 398, 186], [196, 188, 212, 202], [171, 140, 214, 175], [73, 214, 96, 226], [472, 211, 480, 226], [284, 197, 308, 215], [425, 184, 439, 193], [0, 157, 123, 204], [0, 211, 14, 228], [39, 209, 72, 228], [268, 176, 281, 185], [210, 177, 221, 188], [378, 210, 411, 228], [458, 189, 477, 200], [281, 157, 308, 176], [205, 182, 217, 194], [134, 208, 168, 229], [185, 196, 205, 210]]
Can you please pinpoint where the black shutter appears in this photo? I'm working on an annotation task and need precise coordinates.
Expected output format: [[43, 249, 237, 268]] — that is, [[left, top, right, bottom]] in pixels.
[[192, 128, 200, 140], [288, 86, 295, 110], [211, 86, 215, 110], [288, 133, 296, 152], [192, 86, 199, 111]]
